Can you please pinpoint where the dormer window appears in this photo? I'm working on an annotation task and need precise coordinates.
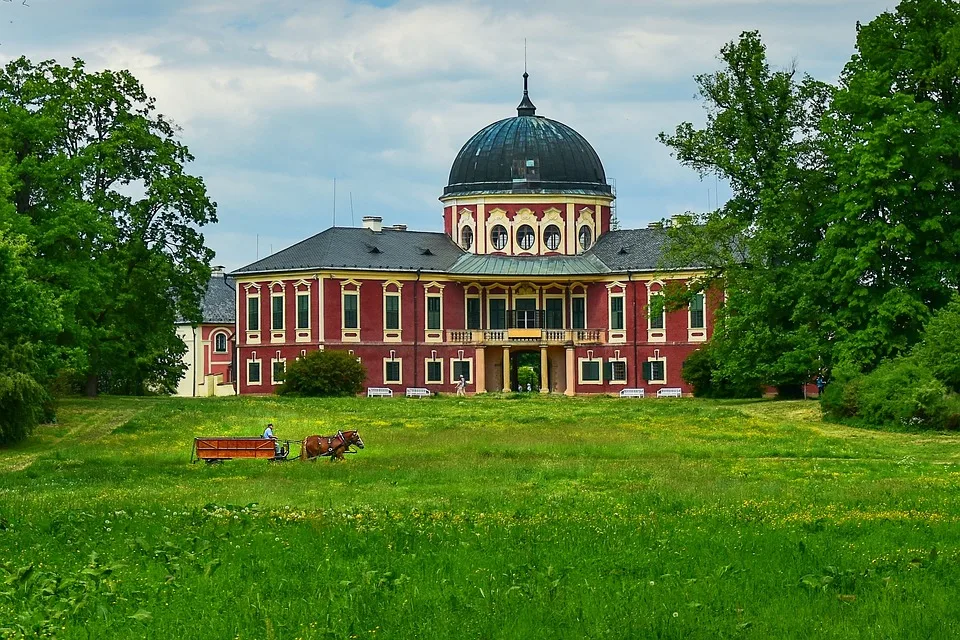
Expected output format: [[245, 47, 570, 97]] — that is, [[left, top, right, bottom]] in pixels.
[[461, 226, 473, 250], [491, 225, 508, 251], [579, 226, 592, 251], [517, 225, 535, 251]]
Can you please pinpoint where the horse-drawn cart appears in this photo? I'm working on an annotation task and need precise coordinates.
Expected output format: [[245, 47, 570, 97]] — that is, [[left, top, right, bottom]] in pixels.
[[191, 431, 364, 463], [191, 437, 296, 463]]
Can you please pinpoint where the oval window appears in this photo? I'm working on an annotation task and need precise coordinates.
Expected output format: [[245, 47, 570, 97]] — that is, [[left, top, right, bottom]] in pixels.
[[517, 225, 535, 250], [544, 225, 561, 251], [461, 226, 473, 250], [578, 226, 592, 251], [491, 225, 508, 251]]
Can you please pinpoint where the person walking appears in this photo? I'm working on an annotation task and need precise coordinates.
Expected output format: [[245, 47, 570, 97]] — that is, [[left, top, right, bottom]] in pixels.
[[455, 375, 466, 397], [816, 375, 826, 397]]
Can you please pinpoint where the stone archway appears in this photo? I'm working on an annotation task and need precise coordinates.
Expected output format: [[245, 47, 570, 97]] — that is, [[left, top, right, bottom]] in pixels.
[[510, 349, 542, 393]]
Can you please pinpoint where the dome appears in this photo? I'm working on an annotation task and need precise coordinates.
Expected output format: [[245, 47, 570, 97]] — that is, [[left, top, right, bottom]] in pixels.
[[443, 75, 611, 198]]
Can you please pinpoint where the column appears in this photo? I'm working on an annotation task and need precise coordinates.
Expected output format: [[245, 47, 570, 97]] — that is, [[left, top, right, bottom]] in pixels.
[[476, 347, 486, 394], [540, 347, 549, 393], [502, 346, 511, 393], [565, 346, 575, 396]]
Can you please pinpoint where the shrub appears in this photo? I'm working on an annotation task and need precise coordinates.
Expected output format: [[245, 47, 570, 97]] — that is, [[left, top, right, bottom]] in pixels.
[[912, 296, 960, 392], [681, 345, 762, 399], [276, 349, 366, 397], [516, 366, 538, 390], [0, 372, 48, 445]]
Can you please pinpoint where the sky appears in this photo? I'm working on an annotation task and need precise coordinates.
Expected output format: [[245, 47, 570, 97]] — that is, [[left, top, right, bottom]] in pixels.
[[2, 0, 894, 271]]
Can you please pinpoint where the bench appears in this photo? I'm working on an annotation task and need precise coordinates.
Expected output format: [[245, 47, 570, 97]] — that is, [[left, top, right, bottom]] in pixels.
[[405, 387, 432, 398], [367, 387, 393, 398], [657, 388, 683, 398], [619, 388, 645, 398]]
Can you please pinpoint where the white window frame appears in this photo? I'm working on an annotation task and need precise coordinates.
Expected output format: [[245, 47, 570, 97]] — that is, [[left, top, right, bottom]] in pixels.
[[647, 287, 666, 343], [571, 288, 587, 330], [647, 355, 667, 385], [607, 357, 628, 385], [542, 224, 563, 252], [425, 357, 444, 385], [465, 289, 482, 331], [383, 357, 403, 385], [688, 291, 707, 342], [384, 292, 402, 331], [213, 331, 228, 354], [450, 358, 474, 385], [247, 292, 261, 332], [342, 291, 360, 330], [271, 353, 286, 385], [246, 353, 262, 386], [425, 293, 443, 332], [296, 291, 310, 330], [578, 355, 603, 385], [609, 293, 625, 332], [271, 292, 285, 331]]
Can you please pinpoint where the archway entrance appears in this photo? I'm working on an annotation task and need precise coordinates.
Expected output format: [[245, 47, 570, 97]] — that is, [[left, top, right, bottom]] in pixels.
[[510, 350, 542, 393]]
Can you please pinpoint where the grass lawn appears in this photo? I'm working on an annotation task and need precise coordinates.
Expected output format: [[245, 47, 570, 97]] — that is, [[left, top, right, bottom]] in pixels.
[[2, 395, 960, 639]]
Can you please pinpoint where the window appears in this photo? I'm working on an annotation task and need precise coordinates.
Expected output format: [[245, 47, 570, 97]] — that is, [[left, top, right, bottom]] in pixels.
[[297, 293, 309, 329], [461, 226, 473, 250], [580, 360, 601, 382], [491, 225, 508, 250], [610, 295, 624, 331], [517, 225, 535, 250], [272, 359, 285, 384], [649, 294, 665, 330], [427, 296, 442, 330], [466, 297, 481, 330], [452, 360, 472, 383], [690, 292, 705, 329], [384, 359, 402, 384], [385, 294, 400, 330], [247, 297, 260, 331], [272, 295, 284, 330], [544, 225, 561, 251], [426, 360, 443, 384], [214, 333, 227, 353], [247, 360, 261, 384], [579, 226, 592, 251], [572, 296, 586, 329], [343, 293, 359, 329], [545, 298, 564, 329], [606, 360, 627, 382], [643, 360, 666, 383], [489, 298, 507, 330]]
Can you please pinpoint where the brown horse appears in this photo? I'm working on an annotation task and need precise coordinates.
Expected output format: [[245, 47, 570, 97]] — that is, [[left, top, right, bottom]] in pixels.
[[301, 430, 364, 462]]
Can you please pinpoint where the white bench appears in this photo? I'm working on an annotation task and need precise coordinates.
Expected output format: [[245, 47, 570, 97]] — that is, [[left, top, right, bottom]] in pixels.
[[657, 388, 683, 398], [367, 387, 393, 398], [619, 388, 645, 398], [405, 387, 432, 398]]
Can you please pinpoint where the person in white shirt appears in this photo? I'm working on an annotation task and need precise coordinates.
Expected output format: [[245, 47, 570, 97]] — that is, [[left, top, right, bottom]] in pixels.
[[262, 423, 275, 439], [455, 376, 466, 397]]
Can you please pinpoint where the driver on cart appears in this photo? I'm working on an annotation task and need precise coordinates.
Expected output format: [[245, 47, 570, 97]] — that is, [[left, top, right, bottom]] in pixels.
[[262, 423, 287, 458]]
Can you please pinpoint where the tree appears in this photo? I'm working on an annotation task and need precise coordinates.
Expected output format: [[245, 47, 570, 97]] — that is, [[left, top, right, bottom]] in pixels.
[[0, 57, 217, 395], [817, 0, 960, 372], [277, 350, 366, 397], [658, 31, 834, 390]]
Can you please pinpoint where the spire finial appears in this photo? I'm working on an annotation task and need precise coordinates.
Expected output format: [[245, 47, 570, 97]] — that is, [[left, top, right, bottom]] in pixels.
[[517, 43, 536, 117]]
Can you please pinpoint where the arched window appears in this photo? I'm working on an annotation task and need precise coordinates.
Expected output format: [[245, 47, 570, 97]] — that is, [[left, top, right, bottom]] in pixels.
[[461, 226, 473, 250], [544, 225, 561, 251], [578, 226, 592, 251], [214, 333, 227, 353], [517, 225, 535, 250], [491, 225, 508, 251]]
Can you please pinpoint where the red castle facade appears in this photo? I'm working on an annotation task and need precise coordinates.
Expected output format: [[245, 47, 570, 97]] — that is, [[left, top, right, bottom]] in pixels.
[[222, 76, 716, 396]]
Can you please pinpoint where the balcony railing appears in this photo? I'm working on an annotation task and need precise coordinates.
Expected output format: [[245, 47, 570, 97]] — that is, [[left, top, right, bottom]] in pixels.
[[446, 329, 606, 346]]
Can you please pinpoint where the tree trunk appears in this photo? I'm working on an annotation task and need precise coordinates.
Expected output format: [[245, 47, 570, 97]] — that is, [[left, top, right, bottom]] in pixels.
[[85, 374, 98, 398]]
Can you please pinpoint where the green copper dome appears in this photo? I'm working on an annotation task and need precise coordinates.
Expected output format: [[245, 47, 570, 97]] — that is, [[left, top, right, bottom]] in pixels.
[[443, 75, 611, 198]]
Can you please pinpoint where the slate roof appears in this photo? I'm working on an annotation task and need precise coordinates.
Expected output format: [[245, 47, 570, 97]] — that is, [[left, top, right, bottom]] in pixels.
[[588, 228, 700, 272], [176, 274, 236, 324], [450, 253, 608, 276], [230, 226, 700, 278], [232, 227, 465, 275]]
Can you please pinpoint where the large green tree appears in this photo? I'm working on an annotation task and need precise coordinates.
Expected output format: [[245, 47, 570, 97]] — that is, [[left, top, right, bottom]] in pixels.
[[0, 57, 216, 395], [658, 31, 834, 389], [818, 0, 960, 372]]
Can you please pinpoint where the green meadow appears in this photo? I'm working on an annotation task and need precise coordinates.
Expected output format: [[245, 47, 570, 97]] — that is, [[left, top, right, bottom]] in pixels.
[[2, 395, 960, 639]]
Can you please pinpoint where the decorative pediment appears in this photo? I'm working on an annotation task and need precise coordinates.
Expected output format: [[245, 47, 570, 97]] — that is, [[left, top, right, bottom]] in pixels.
[[243, 282, 261, 292], [293, 279, 312, 290], [542, 207, 563, 225], [339, 278, 362, 291], [577, 207, 595, 226], [513, 283, 538, 296], [382, 279, 404, 292], [458, 208, 474, 225], [269, 280, 286, 291], [605, 281, 626, 292], [487, 208, 508, 226], [515, 207, 537, 225], [423, 281, 446, 293]]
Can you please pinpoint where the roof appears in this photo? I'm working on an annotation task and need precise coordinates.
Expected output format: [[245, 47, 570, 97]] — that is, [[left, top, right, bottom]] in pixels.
[[444, 76, 610, 198], [232, 227, 465, 275], [588, 228, 702, 271], [450, 253, 608, 276], [176, 274, 235, 324]]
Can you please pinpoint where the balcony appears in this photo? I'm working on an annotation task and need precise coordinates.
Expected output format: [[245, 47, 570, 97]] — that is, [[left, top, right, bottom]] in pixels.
[[445, 328, 607, 346]]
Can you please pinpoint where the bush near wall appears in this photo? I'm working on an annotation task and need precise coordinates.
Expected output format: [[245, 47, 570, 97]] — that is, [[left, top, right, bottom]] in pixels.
[[275, 350, 366, 397]]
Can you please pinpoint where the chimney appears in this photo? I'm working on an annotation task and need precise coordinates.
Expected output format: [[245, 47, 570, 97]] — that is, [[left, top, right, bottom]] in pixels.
[[391, 224, 407, 232], [647, 221, 664, 229], [211, 265, 225, 275], [362, 216, 383, 232]]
